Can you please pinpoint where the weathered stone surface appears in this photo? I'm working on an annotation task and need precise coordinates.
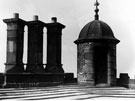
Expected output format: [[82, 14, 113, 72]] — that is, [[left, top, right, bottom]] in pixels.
[[77, 43, 94, 86]]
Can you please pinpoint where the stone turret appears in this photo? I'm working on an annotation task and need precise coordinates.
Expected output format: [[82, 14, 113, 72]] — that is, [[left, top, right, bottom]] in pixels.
[[74, 1, 120, 86]]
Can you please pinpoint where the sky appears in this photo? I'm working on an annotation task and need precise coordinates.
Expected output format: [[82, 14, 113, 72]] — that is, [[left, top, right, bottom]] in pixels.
[[0, 0, 135, 79]]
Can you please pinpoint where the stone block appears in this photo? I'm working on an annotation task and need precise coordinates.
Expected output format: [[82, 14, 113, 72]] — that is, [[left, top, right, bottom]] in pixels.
[[64, 73, 77, 83], [117, 73, 130, 88]]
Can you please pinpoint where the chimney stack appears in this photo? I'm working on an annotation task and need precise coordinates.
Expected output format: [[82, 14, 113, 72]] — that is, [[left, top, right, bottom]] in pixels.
[[13, 13, 19, 19], [33, 15, 38, 21], [51, 17, 57, 23]]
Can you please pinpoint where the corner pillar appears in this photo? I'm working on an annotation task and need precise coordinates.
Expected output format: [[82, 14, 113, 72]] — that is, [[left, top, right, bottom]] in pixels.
[[3, 13, 26, 73]]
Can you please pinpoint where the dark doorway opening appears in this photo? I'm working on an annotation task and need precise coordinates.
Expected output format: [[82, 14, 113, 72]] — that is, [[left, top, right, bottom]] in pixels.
[[94, 45, 108, 85]]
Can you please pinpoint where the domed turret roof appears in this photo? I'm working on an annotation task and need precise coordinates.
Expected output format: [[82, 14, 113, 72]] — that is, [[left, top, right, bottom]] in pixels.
[[74, 0, 120, 44], [74, 20, 120, 44], [80, 20, 114, 39]]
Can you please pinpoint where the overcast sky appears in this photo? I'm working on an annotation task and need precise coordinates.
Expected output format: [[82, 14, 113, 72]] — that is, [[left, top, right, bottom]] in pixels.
[[0, 0, 135, 78]]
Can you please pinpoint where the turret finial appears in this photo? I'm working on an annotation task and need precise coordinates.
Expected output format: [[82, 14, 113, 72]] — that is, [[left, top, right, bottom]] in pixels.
[[94, 0, 100, 20]]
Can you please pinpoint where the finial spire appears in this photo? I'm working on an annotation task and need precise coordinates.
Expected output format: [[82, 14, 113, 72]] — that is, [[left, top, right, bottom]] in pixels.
[[94, 0, 100, 20]]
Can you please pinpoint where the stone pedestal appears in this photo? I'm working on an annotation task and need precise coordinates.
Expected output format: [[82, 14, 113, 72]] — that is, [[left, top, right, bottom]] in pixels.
[[45, 17, 65, 73], [26, 16, 45, 73], [3, 13, 26, 73]]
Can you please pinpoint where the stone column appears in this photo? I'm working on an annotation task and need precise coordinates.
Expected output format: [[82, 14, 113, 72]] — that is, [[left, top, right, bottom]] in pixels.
[[26, 15, 45, 73], [3, 13, 26, 73], [45, 17, 65, 73]]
